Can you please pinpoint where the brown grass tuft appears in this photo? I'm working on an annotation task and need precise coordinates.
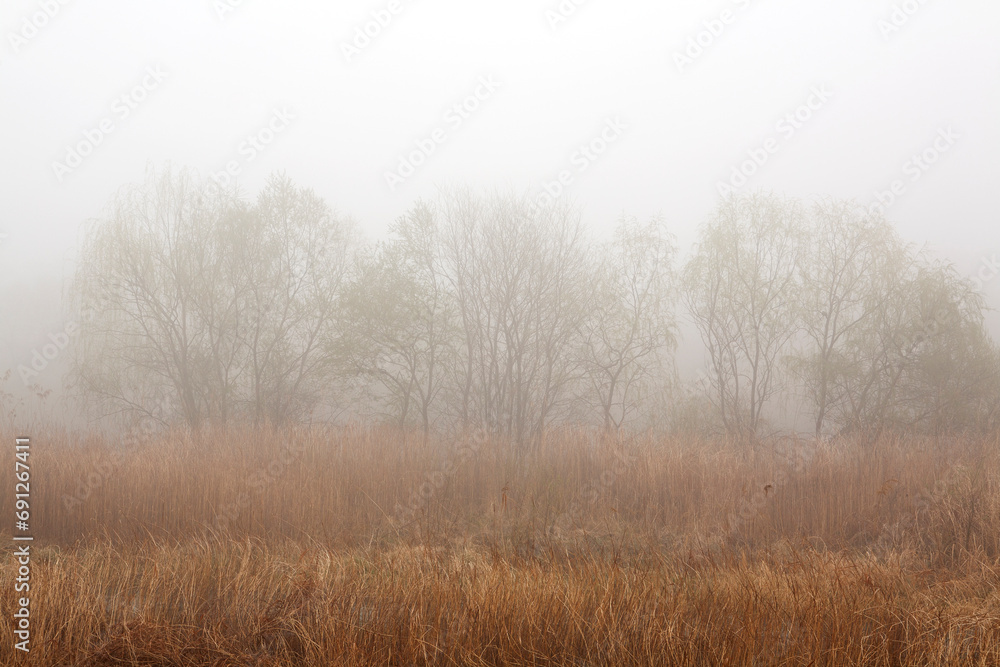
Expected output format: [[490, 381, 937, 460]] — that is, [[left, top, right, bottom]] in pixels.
[[2, 426, 1000, 665]]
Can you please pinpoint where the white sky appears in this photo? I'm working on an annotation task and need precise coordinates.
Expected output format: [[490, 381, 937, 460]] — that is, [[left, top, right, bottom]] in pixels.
[[1, 0, 999, 379]]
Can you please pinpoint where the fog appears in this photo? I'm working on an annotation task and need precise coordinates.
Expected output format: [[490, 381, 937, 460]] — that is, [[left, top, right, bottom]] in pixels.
[[1, 0, 999, 434]]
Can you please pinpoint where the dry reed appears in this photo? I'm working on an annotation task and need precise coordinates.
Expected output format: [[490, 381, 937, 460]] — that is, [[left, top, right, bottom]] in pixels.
[[1, 425, 999, 665]]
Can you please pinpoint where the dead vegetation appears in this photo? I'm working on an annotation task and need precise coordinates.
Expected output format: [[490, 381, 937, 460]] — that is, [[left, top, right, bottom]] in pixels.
[[2, 426, 1000, 665]]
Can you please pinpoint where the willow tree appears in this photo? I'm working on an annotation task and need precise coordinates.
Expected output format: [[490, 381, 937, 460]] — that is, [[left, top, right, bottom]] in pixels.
[[795, 200, 907, 437], [831, 257, 1000, 436]]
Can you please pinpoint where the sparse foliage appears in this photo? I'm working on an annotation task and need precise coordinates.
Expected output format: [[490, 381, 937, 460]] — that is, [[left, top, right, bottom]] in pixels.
[[682, 193, 804, 439], [70, 167, 354, 429], [581, 214, 678, 432], [68, 173, 999, 440]]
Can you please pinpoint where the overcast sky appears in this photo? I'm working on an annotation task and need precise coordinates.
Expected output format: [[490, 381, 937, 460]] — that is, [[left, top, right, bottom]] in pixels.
[[2, 0, 999, 380]]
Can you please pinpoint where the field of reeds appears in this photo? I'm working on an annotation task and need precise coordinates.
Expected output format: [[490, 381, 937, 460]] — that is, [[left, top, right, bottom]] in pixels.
[[2, 425, 1000, 665]]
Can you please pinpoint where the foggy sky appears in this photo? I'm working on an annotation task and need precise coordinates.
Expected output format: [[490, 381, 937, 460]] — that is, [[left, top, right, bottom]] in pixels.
[[2, 0, 999, 383]]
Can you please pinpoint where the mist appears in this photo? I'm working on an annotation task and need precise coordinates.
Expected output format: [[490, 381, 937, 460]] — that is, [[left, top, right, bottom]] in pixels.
[[2, 2, 1000, 663], [3, 1, 999, 430]]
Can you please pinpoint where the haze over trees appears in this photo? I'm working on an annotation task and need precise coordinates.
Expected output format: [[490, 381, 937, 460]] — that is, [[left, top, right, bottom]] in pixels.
[[682, 194, 803, 440], [67, 167, 1000, 443], [70, 168, 354, 431]]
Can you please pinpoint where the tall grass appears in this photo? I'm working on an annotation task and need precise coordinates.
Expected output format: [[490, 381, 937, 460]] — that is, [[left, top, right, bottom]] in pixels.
[[1, 426, 999, 665]]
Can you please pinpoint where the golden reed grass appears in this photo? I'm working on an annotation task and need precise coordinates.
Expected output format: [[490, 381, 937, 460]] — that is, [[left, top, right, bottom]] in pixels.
[[1, 425, 999, 665]]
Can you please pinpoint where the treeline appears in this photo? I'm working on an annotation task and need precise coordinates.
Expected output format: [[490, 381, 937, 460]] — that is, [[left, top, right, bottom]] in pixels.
[[68, 166, 1000, 443]]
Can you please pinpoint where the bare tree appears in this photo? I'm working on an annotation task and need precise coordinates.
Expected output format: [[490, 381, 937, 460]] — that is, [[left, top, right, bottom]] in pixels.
[[339, 201, 455, 439], [795, 200, 906, 436], [581, 214, 677, 432], [441, 190, 591, 446], [71, 166, 223, 429], [831, 256, 999, 436], [70, 167, 353, 429], [232, 174, 352, 425], [71, 167, 998, 441], [682, 193, 804, 440]]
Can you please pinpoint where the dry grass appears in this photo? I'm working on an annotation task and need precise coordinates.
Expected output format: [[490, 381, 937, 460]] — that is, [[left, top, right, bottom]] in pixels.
[[2, 425, 1000, 665]]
